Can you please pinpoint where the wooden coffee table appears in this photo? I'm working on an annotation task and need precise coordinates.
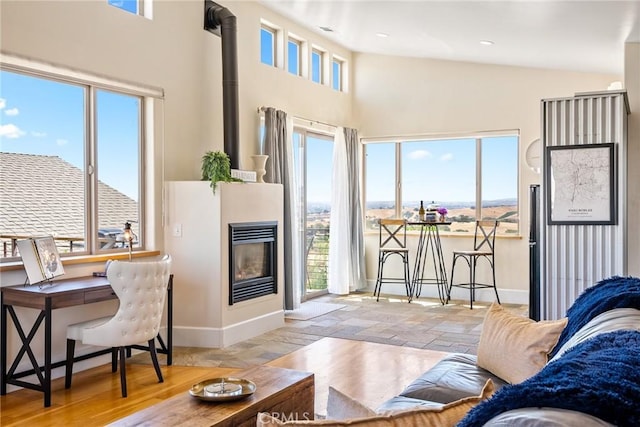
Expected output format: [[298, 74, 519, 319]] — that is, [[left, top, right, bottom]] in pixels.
[[109, 365, 314, 427]]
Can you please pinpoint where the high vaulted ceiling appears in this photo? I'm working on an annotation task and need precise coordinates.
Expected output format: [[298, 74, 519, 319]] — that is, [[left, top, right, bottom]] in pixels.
[[258, 0, 640, 75]]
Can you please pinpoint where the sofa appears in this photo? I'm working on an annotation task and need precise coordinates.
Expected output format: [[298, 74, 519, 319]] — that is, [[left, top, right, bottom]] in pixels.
[[258, 276, 640, 426]]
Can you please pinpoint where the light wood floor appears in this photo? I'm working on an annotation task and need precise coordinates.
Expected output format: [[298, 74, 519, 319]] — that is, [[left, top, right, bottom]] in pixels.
[[1, 363, 236, 426], [268, 337, 447, 416], [1, 337, 448, 425]]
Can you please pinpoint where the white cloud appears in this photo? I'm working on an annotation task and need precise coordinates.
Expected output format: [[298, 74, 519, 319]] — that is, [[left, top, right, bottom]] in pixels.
[[31, 131, 47, 137], [409, 150, 432, 160], [0, 124, 26, 139], [440, 153, 454, 162], [56, 139, 69, 146], [4, 107, 19, 116], [0, 98, 5, 109]]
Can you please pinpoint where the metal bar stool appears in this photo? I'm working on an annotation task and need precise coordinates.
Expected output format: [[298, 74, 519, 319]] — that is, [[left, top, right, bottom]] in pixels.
[[373, 219, 412, 302], [446, 220, 500, 309]]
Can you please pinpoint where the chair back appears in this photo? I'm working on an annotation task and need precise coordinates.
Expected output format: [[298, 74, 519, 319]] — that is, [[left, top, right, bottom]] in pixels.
[[82, 255, 172, 347], [379, 219, 408, 250], [473, 220, 499, 253]]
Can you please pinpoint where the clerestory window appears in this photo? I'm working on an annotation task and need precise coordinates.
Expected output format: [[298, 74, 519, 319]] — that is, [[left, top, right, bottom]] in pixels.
[[331, 57, 343, 91], [107, 0, 144, 15], [311, 48, 323, 84], [260, 25, 277, 67], [287, 36, 302, 76]]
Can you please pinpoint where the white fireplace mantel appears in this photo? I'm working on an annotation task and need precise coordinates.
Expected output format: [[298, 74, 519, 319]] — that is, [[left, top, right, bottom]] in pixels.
[[164, 181, 285, 348]]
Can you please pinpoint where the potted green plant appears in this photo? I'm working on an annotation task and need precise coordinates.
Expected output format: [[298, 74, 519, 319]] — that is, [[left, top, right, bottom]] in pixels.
[[201, 151, 242, 194]]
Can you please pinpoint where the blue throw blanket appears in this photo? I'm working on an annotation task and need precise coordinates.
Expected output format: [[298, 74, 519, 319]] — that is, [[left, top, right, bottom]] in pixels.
[[550, 276, 640, 358], [458, 330, 640, 426]]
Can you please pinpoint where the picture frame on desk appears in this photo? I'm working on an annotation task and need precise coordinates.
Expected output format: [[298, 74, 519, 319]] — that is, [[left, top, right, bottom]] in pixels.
[[16, 236, 65, 285]]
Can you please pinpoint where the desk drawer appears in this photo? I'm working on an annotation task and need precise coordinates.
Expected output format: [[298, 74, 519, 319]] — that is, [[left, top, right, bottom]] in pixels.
[[84, 288, 117, 304]]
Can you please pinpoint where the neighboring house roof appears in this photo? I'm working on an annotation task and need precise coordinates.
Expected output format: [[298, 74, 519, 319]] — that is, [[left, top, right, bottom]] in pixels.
[[0, 152, 138, 241]]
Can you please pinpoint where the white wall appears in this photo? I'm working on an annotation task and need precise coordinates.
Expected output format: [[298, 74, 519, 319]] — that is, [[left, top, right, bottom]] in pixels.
[[352, 53, 619, 303], [0, 0, 353, 384], [206, 1, 354, 170], [0, 0, 353, 282], [0, 0, 633, 385]]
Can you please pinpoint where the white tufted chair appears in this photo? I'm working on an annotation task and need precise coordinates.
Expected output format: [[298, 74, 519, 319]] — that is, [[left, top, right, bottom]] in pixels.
[[65, 255, 172, 397]]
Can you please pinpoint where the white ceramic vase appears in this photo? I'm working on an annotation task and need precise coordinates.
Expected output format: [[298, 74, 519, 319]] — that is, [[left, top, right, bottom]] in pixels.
[[251, 154, 269, 183]]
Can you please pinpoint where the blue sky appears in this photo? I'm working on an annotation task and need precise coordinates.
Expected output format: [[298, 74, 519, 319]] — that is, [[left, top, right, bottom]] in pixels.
[[108, 0, 137, 14], [366, 136, 518, 204], [304, 135, 333, 203], [0, 70, 139, 200]]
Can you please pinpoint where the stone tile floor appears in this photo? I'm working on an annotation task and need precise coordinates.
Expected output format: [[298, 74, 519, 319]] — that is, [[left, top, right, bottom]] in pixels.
[[135, 292, 528, 368]]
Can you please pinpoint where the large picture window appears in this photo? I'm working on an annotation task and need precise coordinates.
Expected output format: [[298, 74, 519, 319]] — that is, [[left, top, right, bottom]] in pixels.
[[364, 134, 519, 235], [0, 68, 146, 260]]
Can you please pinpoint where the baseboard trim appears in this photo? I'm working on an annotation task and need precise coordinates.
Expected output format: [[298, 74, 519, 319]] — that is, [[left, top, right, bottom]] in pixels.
[[173, 310, 285, 348], [364, 280, 529, 305]]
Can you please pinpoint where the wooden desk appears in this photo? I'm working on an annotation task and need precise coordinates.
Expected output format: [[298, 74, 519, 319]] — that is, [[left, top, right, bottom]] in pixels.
[[408, 221, 451, 304], [0, 275, 173, 407], [109, 365, 314, 427]]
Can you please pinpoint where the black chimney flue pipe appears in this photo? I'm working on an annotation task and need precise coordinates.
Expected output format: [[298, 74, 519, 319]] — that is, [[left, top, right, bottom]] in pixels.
[[204, 0, 240, 170]]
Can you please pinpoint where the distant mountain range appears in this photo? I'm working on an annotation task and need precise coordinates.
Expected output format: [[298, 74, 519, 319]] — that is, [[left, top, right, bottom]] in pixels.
[[307, 199, 517, 213], [366, 199, 517, 210]]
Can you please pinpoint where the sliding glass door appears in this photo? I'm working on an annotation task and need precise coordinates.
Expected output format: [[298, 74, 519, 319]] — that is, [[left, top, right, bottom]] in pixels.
[[293, 129, 333, 299]]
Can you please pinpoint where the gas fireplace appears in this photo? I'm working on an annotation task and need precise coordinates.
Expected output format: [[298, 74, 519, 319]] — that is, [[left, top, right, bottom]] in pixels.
[[229, 221, 277, 305]]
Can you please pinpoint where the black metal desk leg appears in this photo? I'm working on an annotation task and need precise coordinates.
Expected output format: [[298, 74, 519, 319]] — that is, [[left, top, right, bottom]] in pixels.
[[1, 292, 6, 395], [44, 297, 52, 407], [167, 275, 173, 366]]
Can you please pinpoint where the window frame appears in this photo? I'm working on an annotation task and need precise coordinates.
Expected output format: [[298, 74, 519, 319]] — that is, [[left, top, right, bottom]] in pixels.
[[363, 131, 520, 236], [260, 24, 277, 67], [107, 0, 148, 17], [0, 59, 161, 262], [287, 35, 302, 76], [311, 47, 324, 84], [331, 56, 343, 91], [292, 124, 336, 298]]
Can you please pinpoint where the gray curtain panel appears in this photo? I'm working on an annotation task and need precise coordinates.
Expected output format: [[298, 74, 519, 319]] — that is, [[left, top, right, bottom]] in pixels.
[[344, 127, 367, 290], [262, 107, 297, 310]]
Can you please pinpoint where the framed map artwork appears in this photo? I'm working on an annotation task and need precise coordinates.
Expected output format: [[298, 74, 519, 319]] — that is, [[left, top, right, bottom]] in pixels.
[[545, 143, 617, 225]]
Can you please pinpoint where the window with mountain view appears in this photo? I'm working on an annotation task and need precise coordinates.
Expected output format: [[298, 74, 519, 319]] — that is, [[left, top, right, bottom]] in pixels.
[[364, 134, 519, 235], [0, 68, 144, 260]]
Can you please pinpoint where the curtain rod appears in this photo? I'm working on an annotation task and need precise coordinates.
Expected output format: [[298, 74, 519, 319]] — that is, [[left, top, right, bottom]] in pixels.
[[257, 106, 337, 129]]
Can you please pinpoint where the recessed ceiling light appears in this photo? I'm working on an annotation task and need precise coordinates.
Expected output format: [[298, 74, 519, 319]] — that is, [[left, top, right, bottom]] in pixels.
[[319, 26, 334, 32], [376, 32, 389, 38], [480, 40, 494, 46]]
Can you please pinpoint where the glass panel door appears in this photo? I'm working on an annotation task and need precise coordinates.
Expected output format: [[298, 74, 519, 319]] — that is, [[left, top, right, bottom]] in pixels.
[[293, 129, 333, 299]]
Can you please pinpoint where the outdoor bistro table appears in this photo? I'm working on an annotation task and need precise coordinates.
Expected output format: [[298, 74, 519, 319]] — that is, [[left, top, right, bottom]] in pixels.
[[408, 221, 451, 304]]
